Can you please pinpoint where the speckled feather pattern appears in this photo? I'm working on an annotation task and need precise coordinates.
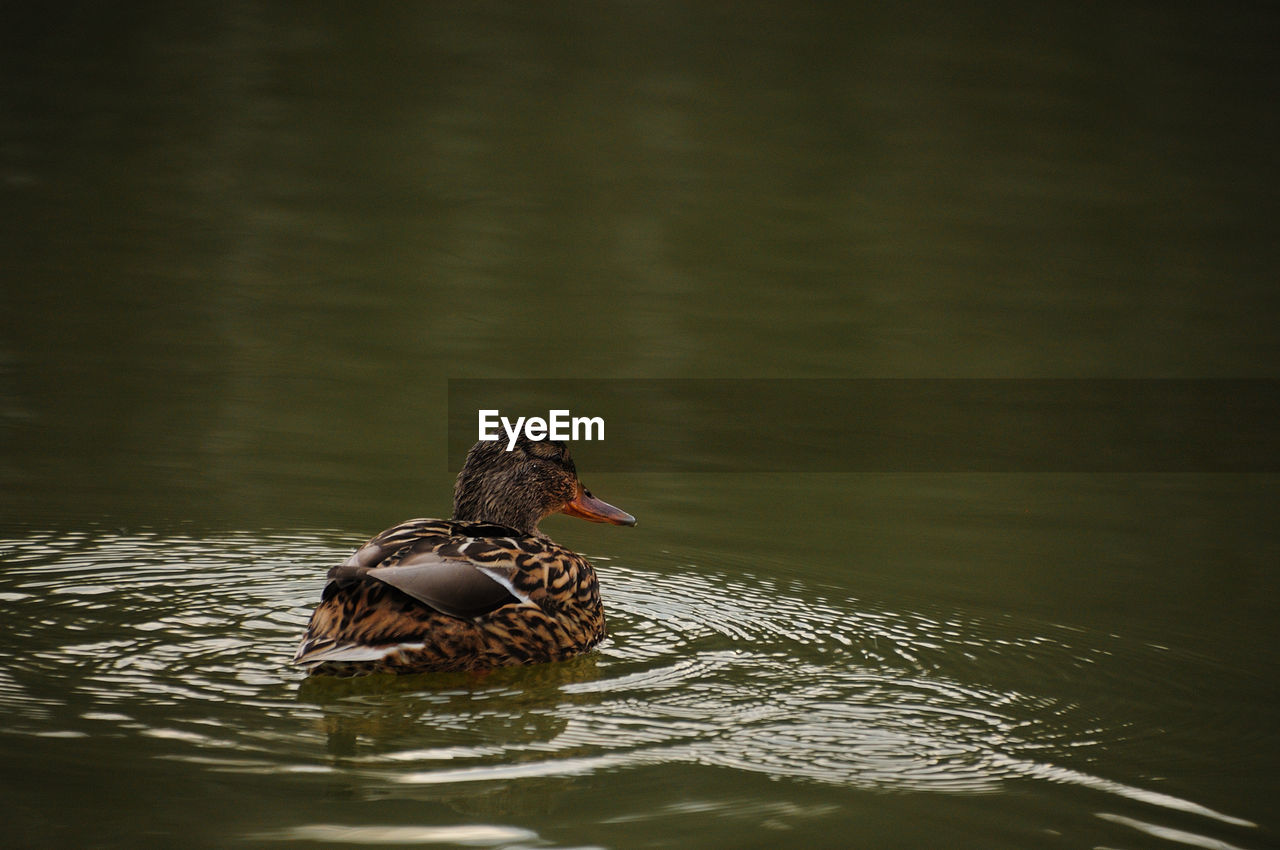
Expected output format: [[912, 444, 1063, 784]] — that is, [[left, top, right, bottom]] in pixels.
[[294, 518, 606, 675]]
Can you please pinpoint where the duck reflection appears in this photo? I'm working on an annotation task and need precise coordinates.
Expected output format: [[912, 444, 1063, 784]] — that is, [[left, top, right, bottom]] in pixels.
[[298, 652, 602, 759]]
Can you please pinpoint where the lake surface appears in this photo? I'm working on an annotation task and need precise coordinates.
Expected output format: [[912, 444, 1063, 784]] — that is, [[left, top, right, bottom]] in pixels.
[[2, 3, 1278, 848]]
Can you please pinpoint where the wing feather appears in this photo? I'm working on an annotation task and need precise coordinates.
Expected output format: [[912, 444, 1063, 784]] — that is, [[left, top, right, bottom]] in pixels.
[[294, 640, 425, 666], [366, 552, 517, 618]]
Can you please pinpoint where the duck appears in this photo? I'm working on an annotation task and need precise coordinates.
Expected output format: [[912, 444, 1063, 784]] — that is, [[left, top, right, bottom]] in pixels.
[[293, 436, 635, 675]]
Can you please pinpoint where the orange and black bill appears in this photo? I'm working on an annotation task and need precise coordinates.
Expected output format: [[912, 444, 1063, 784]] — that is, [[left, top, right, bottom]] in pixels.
[[561, 483, 637, 526]]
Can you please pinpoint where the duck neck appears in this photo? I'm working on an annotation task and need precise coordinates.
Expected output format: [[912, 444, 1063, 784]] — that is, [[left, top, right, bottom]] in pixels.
[[451, 488, 543, 537]]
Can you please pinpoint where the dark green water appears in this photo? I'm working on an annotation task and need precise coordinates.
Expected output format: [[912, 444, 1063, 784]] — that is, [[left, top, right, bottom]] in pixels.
[[2, 3, 1278, 848]]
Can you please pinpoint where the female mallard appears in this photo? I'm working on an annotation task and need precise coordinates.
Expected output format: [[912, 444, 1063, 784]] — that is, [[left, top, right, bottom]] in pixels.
[[293, 437, 635, 675]]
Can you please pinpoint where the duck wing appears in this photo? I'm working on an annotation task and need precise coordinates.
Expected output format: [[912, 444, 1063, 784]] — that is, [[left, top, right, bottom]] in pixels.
[[363, 553, 519, 618], [293, 519, 548, 667], [326, 519, 537, 618]]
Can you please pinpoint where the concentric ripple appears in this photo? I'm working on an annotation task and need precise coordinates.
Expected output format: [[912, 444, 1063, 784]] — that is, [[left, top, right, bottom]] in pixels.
[[0, 528, 1259, 843]]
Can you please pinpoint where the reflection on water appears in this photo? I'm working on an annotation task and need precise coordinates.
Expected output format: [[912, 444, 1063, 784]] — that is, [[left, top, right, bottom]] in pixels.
[[251, 824, 541, 846], [0, 529, 1262, 847], [4, 3, 1280, 532]]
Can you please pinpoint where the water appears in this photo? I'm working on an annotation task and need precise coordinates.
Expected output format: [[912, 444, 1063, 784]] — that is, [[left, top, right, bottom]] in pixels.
[[0, 529, 1255, 845], [3, 2, 1279, 848], [2, 476, 1275, 848]]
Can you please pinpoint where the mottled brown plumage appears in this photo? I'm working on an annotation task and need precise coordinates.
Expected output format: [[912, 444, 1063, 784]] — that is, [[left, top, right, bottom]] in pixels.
[[293, 437, 635, 675]]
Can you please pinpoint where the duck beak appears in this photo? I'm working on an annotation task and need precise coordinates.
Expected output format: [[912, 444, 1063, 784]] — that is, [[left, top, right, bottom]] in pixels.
[[561, 483, 637, 526]]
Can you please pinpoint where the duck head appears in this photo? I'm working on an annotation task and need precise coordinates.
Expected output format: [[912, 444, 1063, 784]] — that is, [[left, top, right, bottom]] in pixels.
[[452, 437, 636, 536]]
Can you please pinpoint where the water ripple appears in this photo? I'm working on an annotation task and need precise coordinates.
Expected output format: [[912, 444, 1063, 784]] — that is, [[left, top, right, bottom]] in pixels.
[[0, 527, 1261, 842], [251, 823, 541, 846]]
